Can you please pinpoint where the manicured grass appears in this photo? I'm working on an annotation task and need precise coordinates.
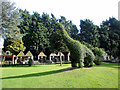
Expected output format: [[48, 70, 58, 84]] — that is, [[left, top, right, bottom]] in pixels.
[[1, 62, 119, 88]]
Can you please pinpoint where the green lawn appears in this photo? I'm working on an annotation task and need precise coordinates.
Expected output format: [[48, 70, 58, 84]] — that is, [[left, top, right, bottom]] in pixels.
[[1, 62, 119, 88]]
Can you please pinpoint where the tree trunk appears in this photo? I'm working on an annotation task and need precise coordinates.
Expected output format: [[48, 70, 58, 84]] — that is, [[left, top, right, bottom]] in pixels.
[[60, 56, 62, 66], [3, 56, 5, 64]]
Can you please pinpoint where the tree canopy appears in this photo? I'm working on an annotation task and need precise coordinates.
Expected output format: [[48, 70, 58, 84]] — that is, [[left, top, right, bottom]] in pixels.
[[0, 1, 24, 40], [0, 1, 24, 54], [2, 1, 120, 60]]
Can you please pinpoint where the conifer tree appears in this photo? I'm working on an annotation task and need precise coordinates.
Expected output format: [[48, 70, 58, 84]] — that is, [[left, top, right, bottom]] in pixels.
[[0, 1, 23, 39]]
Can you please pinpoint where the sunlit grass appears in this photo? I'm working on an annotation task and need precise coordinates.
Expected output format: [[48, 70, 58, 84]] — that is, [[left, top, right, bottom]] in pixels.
[[1, 62, 118, 88]]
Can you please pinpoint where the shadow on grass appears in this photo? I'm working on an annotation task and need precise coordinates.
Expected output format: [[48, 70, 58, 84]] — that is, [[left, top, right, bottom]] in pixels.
[[95, 62, 119, 69], [1, 67, 78, 80], [1, 64, 30, 68], [1, 64, 48, 68]]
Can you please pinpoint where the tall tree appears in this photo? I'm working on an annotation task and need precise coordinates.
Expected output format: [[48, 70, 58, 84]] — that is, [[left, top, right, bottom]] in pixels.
[[0, 1, 25, 54], [50, 13, 58, 31], [70, 24, 79, 40], [100, 17, 120, 58], [79, 19, 100, 47], [18, 9, 33, 50], [19, 11, 52, 57], [0, 1, 23, 39], [99, 25, 110, 53], [59, 16, 72, 35]]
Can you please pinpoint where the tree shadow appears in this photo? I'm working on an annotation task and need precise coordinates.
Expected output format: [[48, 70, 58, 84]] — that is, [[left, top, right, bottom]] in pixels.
[[1, 64, 30, 67], [94, 62, 120, 70], [95, 62, 119, 68], [1, 67, 78, 80], [111, 67, 120, 69]]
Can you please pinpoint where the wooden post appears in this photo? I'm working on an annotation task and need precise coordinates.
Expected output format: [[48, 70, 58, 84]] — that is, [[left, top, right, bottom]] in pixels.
[[50, 56, 51, 61], [3, 56, 5, 64], [68, 55, 70, 61], [12, 56, 14, 64], [68, 52, 70, 61], [59, 52, 62, 66]]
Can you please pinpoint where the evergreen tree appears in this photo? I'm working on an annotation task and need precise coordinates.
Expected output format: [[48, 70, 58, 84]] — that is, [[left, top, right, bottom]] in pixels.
[[0, 1, 23, 39], [18, 9, 33, 51], [59, 16, 72, 35], [19, 11, 51, 56], [79, 19, 100, 47], [70, 24, 79, 40], [99, 25, 110, 53], [0, 1, 25, 54], [100, 17, 120, 58]]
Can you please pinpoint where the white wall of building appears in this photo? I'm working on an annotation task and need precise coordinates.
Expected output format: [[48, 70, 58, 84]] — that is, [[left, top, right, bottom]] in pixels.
[[0, 36, 4, 55]]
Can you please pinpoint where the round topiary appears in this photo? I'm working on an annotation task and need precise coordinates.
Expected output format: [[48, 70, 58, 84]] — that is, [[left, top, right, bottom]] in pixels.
[[58, 23, 95, 68]]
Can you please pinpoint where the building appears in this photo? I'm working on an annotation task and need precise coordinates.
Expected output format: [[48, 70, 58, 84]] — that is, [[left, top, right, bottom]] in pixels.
[[0, 36, 4, 55]]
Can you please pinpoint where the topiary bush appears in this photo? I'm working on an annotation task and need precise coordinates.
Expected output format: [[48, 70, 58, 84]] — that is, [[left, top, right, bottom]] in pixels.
[[94, 55, 103, 65], [57, 23, 95, 68], [28, 58, 33, 66], [93, 47, 107, 65], [82, 41, 107, 65]]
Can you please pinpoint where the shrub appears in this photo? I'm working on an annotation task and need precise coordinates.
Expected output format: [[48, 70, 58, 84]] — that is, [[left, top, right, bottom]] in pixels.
[[84, 55, 94, 67], [81, 41, 108, 66], [17, 58, 20, 63], [94, 55, 103, 65], [93, 47, 107, 65], [82, 41, 94, 50], [28, 59, 33, 66]]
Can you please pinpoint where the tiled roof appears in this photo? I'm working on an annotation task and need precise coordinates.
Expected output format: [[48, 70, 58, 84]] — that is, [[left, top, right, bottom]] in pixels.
[[57, 52, 64, 56], [17, 51, 25, 57], [38, 52, 46, 56], [50, 53, 57, 56], [25, 51, 33, 56]]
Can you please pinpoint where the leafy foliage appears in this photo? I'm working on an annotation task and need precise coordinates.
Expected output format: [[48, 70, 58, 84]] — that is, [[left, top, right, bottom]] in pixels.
[[3, 38, 24, 54], [3, 31, 24, 54], [0, 1, 24, 39], [19, 11, 50, 54], [78, 19, 100, 47], [58, 23, 95, 68], [17, 8, 120, 61], [99, 17, 120, 58], [93, 47, 107, 65], [81, 41, 107, 65]]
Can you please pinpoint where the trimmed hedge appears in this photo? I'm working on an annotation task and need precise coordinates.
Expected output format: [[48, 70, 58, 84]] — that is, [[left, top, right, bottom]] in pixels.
[[58, 23, 95, 68]]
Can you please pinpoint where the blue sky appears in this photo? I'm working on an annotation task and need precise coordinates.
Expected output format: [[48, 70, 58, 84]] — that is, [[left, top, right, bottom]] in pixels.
[[11, 0, 119, 29]]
